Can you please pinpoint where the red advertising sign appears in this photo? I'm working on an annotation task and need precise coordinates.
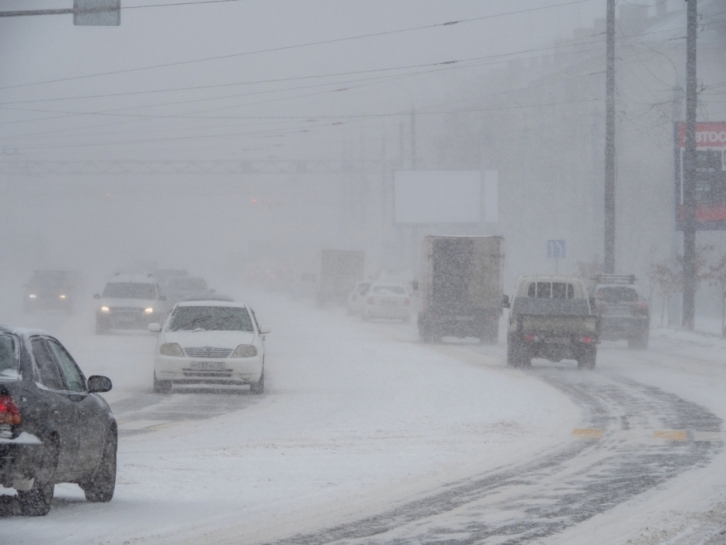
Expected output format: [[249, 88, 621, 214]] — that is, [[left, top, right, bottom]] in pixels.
[[678, 122, 726, 148], [675, 122, 726, 230]]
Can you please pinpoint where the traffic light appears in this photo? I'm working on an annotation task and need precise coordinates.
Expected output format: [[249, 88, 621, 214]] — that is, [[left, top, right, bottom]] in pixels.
[[74, 0, 120, 26]]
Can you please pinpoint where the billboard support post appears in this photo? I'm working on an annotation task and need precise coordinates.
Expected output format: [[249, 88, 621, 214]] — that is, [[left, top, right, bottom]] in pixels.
[[682, 0, 698, 330]]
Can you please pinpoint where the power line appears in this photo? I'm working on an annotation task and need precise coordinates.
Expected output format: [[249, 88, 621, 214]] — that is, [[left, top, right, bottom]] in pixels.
[[0, 0, 595, 92]]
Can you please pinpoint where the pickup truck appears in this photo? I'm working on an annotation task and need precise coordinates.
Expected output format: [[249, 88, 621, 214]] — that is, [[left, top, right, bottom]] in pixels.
[[503, 276, 599, 369]]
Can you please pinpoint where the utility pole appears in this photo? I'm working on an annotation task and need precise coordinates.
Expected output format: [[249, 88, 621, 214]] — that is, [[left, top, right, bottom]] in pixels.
[[410, 108, 417, 169], [604, 0, 616, 274], [682, 0, 698, 330], [0, 0, 120, 25]]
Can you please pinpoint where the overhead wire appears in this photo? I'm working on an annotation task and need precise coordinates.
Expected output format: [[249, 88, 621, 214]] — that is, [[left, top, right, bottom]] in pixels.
[[0, 0, 597, 92]]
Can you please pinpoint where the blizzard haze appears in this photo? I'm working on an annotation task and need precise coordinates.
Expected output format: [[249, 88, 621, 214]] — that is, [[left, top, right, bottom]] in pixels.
[[2, 1, 726, 545]]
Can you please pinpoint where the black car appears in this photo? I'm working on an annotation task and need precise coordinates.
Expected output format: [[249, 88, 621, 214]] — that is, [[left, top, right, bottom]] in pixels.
[[592, 274, 650, 349], [24, 270, 80, 314], [0, 327, 116, 516]]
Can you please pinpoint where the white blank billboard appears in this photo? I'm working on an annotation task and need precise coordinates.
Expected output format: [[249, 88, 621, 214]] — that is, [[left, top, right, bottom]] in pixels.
[[394, 171, 486, 224]]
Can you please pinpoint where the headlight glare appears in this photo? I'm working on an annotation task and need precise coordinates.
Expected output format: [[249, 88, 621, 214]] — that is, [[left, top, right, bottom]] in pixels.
[[101, 306, 110, 313], [232, 344, 257, 358], [160, 343, 184, 357], [144, 307, 154, 314], [59, 294, 66, 299], [29, 294, 36, 299]]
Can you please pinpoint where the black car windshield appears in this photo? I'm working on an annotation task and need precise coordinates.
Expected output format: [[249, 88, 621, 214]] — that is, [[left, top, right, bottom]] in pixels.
[[169, 306, 254, 332], [167, 278, 207, 292], [0, 335, 19, 379], [103, 282, 156, 299], [596, 286, 639, 303], [30, 272, 69, 288]]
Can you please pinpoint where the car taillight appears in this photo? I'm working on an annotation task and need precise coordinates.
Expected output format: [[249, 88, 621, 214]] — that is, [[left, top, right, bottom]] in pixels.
[[0, 395, 21, 426], [367, 296, 374, 304], [524, 334, 538, 342], [581, 336, 595, 344], [403, 298, 410, 306]]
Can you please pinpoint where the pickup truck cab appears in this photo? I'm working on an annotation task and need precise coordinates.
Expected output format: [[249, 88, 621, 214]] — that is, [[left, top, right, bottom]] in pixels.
[[503, 276, 599, 369]]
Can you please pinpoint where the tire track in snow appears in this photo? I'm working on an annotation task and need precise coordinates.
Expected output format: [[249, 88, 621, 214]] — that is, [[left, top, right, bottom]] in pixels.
[[260, 368, 722, 545]]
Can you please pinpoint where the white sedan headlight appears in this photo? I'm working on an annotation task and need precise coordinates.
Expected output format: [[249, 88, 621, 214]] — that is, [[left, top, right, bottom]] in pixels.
[[160, 343, 184, 357], [101, 306, 110, 313], [231, 344, 257, 358], [144, 307, 154, 314]]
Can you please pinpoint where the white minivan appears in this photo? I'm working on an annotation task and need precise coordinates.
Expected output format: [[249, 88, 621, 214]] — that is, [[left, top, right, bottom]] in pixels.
[[94, 274, 167, 334]]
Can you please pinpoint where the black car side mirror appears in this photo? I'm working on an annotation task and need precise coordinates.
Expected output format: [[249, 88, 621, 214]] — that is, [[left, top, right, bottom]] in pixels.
[[93, 294, 101, 299], [502, 295, 510, 309], [88, 375, 112, 393]]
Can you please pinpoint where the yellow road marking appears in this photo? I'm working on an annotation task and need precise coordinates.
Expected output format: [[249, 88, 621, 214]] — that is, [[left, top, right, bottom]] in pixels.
[[692, 431, 724, 442], [653, 430, 687, 441], [572, 428, 604, 439]]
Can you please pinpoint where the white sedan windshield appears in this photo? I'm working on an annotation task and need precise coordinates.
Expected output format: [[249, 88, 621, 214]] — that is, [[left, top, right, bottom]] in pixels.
[[169, 306, 254, 332]]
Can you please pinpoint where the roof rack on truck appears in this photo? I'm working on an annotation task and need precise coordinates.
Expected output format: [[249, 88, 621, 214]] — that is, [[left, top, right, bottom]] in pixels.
[[594, 274, 636, 285]]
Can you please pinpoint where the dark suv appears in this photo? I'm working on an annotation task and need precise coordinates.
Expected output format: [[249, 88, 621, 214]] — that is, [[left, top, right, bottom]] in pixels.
[[592, 275, 650, 349], [24, 270, 80, 314], [0, 327, 116, 515]]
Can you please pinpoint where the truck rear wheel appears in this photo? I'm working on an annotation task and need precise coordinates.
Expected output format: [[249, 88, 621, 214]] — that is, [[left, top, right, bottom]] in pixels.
[[628, 330, 649, 350], [507, 342, 529, 368], [577, 349, 596, 370]]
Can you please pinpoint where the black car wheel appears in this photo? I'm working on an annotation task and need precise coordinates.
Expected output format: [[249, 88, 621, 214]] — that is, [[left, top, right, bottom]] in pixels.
[[18, 436, 59, 516], [250, 370, 264, 394], [81, 428, 117, 503], [153, 375, 172, 393]]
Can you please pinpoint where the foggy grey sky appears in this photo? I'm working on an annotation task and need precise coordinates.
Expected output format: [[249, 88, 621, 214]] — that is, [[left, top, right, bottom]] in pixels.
[[0, 0, 609, 162]]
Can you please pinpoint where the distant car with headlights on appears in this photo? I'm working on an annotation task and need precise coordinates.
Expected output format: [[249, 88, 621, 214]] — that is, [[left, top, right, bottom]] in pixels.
[[362, 283, 412, 322], [94, 274, 167, 334], [149, 300, 268, 394], [24, 270, 80, 314], [0, 326, 116, 516]]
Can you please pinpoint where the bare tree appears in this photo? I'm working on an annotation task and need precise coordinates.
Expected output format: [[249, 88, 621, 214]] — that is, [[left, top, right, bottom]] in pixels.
[[649, 260, 681, 326], [708, 253, 726, 337]]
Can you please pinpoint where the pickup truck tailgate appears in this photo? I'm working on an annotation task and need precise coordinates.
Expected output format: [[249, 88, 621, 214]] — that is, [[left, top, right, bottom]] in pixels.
[[521, 314, 598, 335]]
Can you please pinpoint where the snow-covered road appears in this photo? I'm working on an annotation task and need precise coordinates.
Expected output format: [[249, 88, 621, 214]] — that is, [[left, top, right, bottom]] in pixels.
[[1, 291, 725, 544]]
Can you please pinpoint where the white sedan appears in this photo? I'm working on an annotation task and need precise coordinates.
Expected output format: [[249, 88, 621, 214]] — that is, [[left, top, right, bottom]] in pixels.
[[149, 300, 268, 394], [362, 284, 412, 322]]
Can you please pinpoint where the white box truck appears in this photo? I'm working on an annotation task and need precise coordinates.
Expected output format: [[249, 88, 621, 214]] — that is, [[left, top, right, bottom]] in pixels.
[[417, 236, 504, 343]]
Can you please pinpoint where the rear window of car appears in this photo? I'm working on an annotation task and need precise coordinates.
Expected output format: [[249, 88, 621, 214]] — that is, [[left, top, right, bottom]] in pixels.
[[168, 306, 254, 332], [595, 286, 639, 303], [371, 285, 406, 295], [527, 282, 575, 299], [167, 278, 207, 291], [0, 335, 19, 379], [103, 282, 156, 299]]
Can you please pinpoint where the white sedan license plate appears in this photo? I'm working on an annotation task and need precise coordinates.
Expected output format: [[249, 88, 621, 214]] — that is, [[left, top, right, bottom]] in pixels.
[[190, 361, 226, 370]]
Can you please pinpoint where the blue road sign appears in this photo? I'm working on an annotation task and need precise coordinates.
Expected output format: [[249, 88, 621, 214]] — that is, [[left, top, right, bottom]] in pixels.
[[547, 239, 566, 259]]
